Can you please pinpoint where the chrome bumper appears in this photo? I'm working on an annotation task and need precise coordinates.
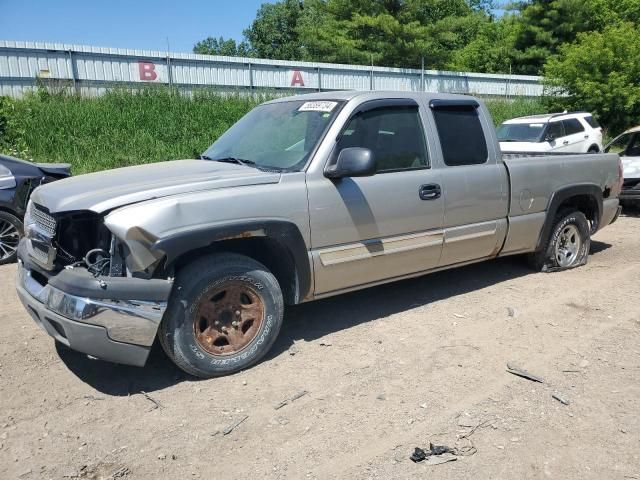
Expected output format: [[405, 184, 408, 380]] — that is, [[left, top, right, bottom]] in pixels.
[[17, 261, 167, 348]]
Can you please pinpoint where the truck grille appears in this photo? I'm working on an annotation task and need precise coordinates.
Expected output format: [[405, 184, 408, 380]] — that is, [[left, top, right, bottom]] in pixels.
[[30, 242, 51, 264], [32, 204, 57, 236]]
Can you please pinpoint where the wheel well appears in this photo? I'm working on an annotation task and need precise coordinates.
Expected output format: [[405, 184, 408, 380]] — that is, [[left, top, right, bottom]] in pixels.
[[0, 206, 19, 218], [587, 144, 600, 152], [169, 237, 301, 305], [557, 194, 599, 232]]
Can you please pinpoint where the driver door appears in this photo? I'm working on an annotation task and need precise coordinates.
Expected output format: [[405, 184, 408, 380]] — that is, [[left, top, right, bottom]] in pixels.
[[306, 100, 445, 296]]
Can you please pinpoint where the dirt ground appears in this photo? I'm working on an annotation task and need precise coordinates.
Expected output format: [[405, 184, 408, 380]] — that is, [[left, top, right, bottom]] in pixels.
[[1, 215, 639, 480]]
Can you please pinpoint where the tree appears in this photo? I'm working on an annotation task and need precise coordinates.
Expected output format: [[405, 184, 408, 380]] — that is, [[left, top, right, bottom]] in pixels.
[[543, 23, 640, 134], [243, 0, 305, 60], [449, 15, 518, 73], [193, 36, 251, 57], [510, 0, 640, 75], [296, 0, 489, 68], [511, 0, 594, 75]]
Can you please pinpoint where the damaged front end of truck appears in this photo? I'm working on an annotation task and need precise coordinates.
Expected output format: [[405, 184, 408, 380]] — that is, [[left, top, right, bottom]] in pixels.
[[16, 198, 173, 366]]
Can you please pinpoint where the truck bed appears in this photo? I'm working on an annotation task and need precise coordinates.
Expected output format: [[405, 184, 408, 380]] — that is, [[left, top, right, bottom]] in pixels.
[[502, 152, 620, 218]]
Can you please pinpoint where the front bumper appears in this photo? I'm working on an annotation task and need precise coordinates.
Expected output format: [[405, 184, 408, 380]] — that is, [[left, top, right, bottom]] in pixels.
[[16, 249, 172, 367]]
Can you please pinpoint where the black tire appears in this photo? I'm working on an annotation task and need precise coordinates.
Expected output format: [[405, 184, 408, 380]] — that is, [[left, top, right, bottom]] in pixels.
[[158, 253, 284, 378], [527, 209, 591, 272], [0, 211, 23, 265], [587, 146, 599, 154]]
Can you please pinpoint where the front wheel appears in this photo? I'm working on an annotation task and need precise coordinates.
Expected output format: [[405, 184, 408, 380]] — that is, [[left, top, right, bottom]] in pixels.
[[0, 211, 23, 265], [527, 210, 591, 272], [159, 253, 284, 378]]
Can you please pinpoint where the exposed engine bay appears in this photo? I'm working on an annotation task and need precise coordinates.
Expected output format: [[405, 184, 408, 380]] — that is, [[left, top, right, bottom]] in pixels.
[[25, 203, 127, 278]]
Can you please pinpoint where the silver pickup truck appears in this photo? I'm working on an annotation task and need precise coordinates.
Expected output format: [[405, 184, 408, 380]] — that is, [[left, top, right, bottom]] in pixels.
[[15, 91, 622, 378]]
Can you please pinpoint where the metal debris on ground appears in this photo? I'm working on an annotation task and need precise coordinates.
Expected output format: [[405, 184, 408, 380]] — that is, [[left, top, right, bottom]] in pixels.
[[111, 467, 131, 478], [140, 391, 164, 410], [506, 363, 545, 383], [410, 444, 457, 465], [410, 419, 492, 466], [222, 415, 249, 435], [274, 390, 308, 410], [552, 393, 570, 405]]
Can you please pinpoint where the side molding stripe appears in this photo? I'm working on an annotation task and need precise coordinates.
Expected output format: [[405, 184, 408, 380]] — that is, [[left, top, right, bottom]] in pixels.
[[318, 231, 444, 267]]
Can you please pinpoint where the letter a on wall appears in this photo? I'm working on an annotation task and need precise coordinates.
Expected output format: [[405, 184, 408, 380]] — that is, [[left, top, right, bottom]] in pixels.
[[138, 61, 158, 81], [290, 70, 305, 87]]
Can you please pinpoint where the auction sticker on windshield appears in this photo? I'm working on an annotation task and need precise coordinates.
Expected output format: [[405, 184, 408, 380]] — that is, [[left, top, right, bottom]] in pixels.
[[299, 101, 338, 112]]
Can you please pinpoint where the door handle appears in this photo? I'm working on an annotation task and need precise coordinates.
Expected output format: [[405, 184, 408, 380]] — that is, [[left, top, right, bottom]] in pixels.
[[563, 140, 569, 145], [419, 183, 441, 200]]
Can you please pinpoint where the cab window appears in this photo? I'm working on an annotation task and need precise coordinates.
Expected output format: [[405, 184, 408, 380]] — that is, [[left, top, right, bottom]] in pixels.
[[336, 106, 429, 173], [432, 106, 488, 166]]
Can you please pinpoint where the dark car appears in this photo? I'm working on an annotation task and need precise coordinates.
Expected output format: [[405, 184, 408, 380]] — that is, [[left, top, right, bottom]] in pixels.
[[0, 154, 71, 264]]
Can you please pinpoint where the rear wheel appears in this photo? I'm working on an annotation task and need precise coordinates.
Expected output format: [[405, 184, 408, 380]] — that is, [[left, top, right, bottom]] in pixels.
[[527, 210, 591, 272], [0, 211, 22, 265], [159, 253, 284, 378], [587, 146, 599, 154]]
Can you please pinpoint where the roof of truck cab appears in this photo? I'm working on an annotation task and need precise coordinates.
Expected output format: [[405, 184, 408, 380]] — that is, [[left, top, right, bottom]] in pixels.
[[263, 90, 479, 105], [621, 126, 640, 134]]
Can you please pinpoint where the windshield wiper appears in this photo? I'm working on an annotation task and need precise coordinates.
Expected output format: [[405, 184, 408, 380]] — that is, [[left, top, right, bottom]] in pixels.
[[206, 156, 258, 168]]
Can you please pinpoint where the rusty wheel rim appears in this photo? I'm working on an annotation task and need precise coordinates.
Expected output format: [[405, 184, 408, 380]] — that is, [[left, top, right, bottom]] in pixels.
[[194, 281, 265, 356]]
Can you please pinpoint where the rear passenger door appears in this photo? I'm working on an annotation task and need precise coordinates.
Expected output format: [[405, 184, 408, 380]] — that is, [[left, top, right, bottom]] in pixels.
[[561, 118, 588, 152], [429, 100, 509, 267], [545, 121, 566, 152]]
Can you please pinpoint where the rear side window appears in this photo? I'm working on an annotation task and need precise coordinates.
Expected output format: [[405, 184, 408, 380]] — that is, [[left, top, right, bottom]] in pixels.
[[546, 121, 565, 139], [584, 115, 600, 129], [563, 118, 585, 135], [432, 107, 488, 166]]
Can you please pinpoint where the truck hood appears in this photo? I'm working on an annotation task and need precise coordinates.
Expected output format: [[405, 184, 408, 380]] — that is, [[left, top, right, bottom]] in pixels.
[[621, 156, 640, 179], [31, 159, 281, 214]]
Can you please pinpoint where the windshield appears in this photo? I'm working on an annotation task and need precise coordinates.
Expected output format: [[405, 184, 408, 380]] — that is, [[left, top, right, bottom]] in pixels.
[[605, 132, 640, 157], [497, 122, 546, 143], [202, 100, 343, 171]]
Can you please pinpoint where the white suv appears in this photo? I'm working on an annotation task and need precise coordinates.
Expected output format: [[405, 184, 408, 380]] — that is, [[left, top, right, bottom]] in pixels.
[[498, 112, 603, 154]]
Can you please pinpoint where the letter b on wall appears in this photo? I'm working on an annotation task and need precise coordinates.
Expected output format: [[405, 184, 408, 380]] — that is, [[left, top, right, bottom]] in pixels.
[[138, 61, 157, 81]]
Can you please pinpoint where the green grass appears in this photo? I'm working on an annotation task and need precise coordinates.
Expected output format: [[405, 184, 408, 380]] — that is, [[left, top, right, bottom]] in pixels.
[[0, 87, 267, 174], [0, 88, 546, 174], [485, 97, 546, 126]]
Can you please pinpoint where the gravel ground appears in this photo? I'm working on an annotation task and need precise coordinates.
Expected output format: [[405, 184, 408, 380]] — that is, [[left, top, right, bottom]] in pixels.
[[1, 215, 639, 480]]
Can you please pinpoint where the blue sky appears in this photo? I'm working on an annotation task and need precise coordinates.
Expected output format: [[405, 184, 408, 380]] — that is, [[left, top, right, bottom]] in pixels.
[[1, 1, 508, 53], [0, 0, 275, 52]]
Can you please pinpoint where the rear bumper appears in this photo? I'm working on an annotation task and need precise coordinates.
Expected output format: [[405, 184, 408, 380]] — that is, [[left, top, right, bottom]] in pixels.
[[600, 198, 621, 228], [620, 189, 640, 202], [16, 244, 172, 367]]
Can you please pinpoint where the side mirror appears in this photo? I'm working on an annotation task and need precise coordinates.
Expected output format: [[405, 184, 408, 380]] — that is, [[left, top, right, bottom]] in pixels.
[[545, 133, 556, 142], [325, 147, 376, 179]]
